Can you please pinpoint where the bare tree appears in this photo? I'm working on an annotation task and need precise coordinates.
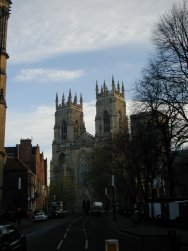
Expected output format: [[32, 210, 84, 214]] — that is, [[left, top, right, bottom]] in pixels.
[[151, 1, 188, 119], [135, 1, 188, 198]]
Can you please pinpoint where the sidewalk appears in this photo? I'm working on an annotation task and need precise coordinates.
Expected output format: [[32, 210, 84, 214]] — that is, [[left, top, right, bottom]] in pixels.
[[11, 217, 34, 230], [106, 213, 188, 248]]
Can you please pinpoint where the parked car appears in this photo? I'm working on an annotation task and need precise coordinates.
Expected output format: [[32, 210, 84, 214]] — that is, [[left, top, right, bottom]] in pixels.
[[32, 211, 48, 222], [0, 224, 27, 251]]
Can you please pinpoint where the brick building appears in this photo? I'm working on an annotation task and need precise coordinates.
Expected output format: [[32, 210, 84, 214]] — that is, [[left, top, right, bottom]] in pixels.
[[3, 139, 48, 215]]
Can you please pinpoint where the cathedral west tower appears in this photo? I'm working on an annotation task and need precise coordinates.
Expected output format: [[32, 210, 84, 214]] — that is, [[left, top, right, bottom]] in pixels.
[[95, 76, 128, 142], [0, 0, 11, 208], [50, 78, 128, 211], [51, 90, 95, 210]]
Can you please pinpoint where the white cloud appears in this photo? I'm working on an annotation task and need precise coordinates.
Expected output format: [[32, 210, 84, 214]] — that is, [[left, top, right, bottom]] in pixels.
[[5, 105, 55, 162], [15, 68, 85, 82], [4, 99, 134, 178], [83, 100, 96, 136], [7, 0, 175, 64], [5, 101, 96, 161]]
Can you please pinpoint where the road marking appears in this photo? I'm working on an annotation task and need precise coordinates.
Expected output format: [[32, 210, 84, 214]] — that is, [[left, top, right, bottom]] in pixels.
[[56, 216, 82, 250], [26, 232, 35, 238], [85, 239, 88, 250], [57, 239, 63, 250], [82, 217, 90, 250], [56, 216, 88, 250]]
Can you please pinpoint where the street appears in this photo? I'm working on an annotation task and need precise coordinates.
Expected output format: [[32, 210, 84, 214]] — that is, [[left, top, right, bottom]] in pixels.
[[20, 215, 141, 251]]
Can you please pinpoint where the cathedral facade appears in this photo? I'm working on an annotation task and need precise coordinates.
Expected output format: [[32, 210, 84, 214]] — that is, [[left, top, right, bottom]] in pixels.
[[50, 77, 128, 211]]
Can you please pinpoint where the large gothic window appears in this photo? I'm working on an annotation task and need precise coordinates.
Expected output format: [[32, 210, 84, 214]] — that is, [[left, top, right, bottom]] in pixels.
[[62, 121, 67, 140], [74, 120, 79, 138], [77, 152, 88, 187], [103, 111, 110, 132], [119, 110, 123, 129], [58, 153, 66, 173]]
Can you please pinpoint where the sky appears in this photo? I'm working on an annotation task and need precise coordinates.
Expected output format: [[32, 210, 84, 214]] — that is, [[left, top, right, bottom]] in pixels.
[[5, 0, 178, 176]]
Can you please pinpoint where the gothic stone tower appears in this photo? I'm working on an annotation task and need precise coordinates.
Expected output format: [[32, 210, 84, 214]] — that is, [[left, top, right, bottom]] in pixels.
[[51, 90, 95, 210], [0, 0, 11, 208], [95, 76, 128, 142], [51, 78, 128, 211]]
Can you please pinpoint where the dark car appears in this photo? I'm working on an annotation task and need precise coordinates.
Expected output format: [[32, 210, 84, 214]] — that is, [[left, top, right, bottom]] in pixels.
[[0, 224, 27, 251]]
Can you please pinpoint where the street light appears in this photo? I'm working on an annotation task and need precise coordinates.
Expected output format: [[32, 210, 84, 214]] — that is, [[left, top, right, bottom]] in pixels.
[[17, 177, 22, 225], [105, 187, 108, 216], [112, 174, 116, 222]]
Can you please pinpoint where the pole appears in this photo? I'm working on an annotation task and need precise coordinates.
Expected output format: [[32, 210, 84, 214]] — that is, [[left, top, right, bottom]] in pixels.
[[105, 187, 108, 216], [17, 177, 21, 225], [112, 174, 116, 222]]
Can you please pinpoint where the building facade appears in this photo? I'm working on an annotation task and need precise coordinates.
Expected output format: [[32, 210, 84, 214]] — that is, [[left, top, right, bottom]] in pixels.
[[4, 139, 48, 214], [0, 0, 11, 209], [130, 111, 169, 202], [50, 77, 128, 211]]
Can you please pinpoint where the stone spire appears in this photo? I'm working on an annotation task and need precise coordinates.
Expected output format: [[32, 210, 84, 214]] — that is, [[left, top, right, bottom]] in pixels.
[[103, 80, 106, 93], [117, 81, 120, 93], [80, 93, 83, 108], [62, 93, 65, 105], [74, 93, 77, 105], [121, 81, 125, 97], [96, 80, 99, 98], [68, 89, 72, 104], [112, 76, 116, 93], [56, 93, 58, 109]]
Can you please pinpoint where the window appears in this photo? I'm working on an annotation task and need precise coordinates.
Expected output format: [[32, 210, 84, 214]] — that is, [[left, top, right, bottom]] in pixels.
[[62, 121, 67, 140], [103, 111, 110, 132], [77, 152, 88, 186], [74, 120, 79, 138], [119, 110, 123, 129]]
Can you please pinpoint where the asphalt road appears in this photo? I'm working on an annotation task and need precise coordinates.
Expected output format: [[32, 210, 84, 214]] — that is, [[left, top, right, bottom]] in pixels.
[[20, 215, 141, 251]]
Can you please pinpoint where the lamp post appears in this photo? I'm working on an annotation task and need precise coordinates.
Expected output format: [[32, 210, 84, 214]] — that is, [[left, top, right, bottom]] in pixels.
[[18, 177, 21, 207], [112, 174, 116, 222], [17, 177, 22, 225], [105, 187, 108, 216]]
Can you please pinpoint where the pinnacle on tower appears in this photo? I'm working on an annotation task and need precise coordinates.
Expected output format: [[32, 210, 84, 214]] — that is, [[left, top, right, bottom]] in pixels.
[[103, 80, 106, 92], [62, 93, 65, 105], [80, 93, 83, 108], [101, 85, 103, 94], [56, 93, 58, 109], [74, 93, 77, 104], [112, 76, 116, 93], [117, 81, 120, 93], [121, 81, 125, 96], [68, 89, 72, 104], [112, 75, 115, 85], [96, 80, 99, 98]]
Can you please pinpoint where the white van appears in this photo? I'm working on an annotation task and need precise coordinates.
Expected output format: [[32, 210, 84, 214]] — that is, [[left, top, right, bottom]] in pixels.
[[91, 201, 103, 215]]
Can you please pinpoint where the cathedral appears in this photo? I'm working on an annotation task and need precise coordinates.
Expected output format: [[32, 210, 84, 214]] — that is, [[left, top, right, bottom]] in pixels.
[[50, 77, 128, 211]]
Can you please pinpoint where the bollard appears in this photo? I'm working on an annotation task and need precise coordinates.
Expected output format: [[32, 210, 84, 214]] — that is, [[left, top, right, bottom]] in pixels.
[[105, 239, 119, 251]]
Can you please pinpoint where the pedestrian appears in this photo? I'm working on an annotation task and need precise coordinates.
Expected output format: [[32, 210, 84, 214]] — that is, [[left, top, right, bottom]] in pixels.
[[132, 209, 139, 225]]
